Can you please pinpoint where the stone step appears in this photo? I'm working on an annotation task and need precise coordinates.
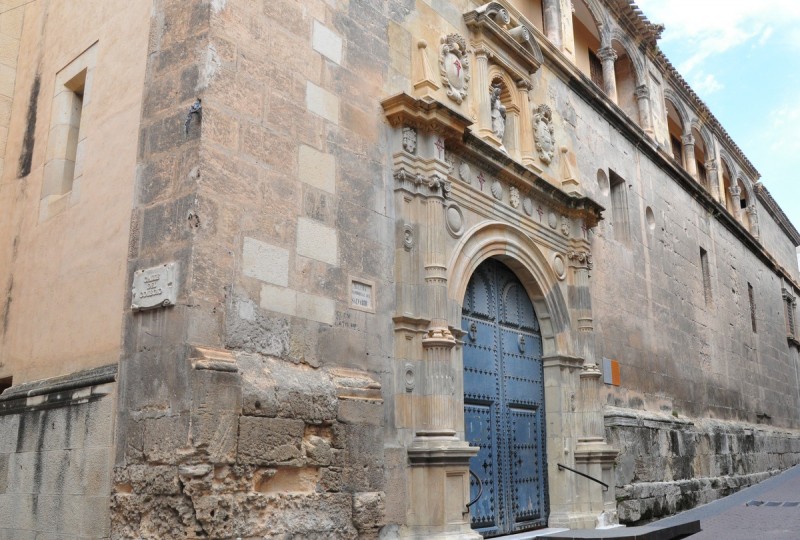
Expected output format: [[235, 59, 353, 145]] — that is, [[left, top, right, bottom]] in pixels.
[[529, 520, 701, 540]]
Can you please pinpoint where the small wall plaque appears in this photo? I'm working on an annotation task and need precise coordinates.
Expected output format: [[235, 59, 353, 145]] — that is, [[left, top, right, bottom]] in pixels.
[[132, 263, 177, 311], [350, 279, 375, 313], [602, 358, 620, 386]]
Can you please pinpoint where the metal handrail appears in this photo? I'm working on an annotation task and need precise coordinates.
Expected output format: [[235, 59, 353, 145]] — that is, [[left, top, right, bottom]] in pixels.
[[467, 469, 484, 508], [557, 463, 608, 492]]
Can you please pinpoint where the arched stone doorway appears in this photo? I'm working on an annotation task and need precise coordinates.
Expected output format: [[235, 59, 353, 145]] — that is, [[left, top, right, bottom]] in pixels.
[[462, 258, 548, 536]]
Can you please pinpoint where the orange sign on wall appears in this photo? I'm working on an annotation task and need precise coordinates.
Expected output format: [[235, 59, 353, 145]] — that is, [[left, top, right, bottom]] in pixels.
[[603, 358, 620, 386]]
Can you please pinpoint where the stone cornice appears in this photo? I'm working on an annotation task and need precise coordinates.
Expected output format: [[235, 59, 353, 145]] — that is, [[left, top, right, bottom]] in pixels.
[[755, 183, 800, 247], [382, 93, 472, 143]]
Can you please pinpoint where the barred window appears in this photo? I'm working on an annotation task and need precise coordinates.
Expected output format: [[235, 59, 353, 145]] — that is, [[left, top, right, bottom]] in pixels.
[[589, 50, 604, 88]]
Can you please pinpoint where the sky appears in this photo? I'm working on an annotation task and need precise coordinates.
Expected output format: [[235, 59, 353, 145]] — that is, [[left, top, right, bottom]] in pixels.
[[634, 0, 800, 236]]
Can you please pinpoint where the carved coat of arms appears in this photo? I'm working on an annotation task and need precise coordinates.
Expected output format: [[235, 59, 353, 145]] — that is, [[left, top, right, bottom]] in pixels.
[[439, 34, 470, 104], [533, 104, 555, 165]]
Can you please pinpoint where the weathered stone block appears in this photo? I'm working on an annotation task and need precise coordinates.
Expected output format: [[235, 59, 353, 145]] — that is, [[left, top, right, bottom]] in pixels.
[[142, 415, 191, 464], [313, 21, 343, 65], [304, 435, 332, 466], [353, 491, 386, 531], [127, 465, 180, 495], [296, 217, 338, 266], [338, 399, 384, 426], [299, 144, 336, 194], [242, 236, 289, 287], [237, 417, 305, 466], [306, 81, 339, 124]]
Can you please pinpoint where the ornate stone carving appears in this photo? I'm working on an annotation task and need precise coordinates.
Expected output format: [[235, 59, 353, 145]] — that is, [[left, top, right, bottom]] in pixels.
[[560, 215, 570, 236], [403, 224, 414, 251], [429, 174, 452, 198], [681, 133, 695, 147], [548, 211, 558, 229], [490, 84, 506, 140], [439, 34, 470, 104], [567, 250, 593, 270], [491, 180, 503, 200], [553, 253, 566, 280], [533, 104, 555, 164], [458, 161, 471, 184], [402, 126, 417, 154], [634, 84, 650, 100], [509, 186, 520, 209], [394, 168, 425, 187], [404, 363, 415, 392], [445, 203, 464, 237], [523, 197, 534, 216]]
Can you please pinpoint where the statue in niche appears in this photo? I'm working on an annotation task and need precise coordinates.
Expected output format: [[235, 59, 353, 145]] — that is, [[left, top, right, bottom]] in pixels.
[[439, 34, 470, 104], [402, 126, 417, 154], [533, 104, 555, 165], [490, 84, 507, 141]]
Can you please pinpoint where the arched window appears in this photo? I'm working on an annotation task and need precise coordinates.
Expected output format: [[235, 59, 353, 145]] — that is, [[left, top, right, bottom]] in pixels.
[[571, 0, 603, 87], [612, 41, 638, 118], [721, 160, 736, 214], [692, 127, 708, 190], [666, 100, 685, 166]]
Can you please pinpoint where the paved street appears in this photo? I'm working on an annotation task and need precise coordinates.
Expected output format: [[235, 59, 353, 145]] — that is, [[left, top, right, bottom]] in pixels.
[[653, 465, 800, 539]]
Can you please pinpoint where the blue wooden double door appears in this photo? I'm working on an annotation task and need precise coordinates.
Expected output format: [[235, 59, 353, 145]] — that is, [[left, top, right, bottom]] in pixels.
[[462, 258, 548, 536]]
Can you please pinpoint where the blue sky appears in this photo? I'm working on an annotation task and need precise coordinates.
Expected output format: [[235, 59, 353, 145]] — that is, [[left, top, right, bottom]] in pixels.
[[635, 0, 800, 236]]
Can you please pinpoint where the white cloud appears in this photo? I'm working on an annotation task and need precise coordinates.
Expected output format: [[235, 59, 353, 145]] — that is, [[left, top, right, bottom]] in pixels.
[[690, 73, 723, 95], [637, 0, 800, 76]]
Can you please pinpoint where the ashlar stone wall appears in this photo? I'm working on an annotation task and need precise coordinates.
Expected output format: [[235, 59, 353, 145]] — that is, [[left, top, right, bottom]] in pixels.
[[112, 0, 412, 537], [0, 366, 116, 538], [607, 408, 800, 524]]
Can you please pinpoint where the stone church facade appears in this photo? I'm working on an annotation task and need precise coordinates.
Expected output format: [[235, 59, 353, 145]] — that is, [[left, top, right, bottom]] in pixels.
[[1, 0, 799, 538]]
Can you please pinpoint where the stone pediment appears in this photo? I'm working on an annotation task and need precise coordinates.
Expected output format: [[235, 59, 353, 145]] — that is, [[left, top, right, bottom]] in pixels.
[[464, 1, 544, 84]]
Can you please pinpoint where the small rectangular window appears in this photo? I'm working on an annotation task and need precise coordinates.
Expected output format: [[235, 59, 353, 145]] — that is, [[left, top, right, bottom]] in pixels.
[[748, 283, 757, 333], [0, 376, 11, 395], [40, 43, 96, 221], [786, 294, 797, 339], [589, 50, 604, 88], [700, 248, 712, 306], [609, 170, 630, 245]]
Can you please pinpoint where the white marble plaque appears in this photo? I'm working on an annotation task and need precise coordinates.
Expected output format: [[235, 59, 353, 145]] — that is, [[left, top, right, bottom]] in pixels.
[[132, 263, 177, 311], [350, 280, 374, 311]]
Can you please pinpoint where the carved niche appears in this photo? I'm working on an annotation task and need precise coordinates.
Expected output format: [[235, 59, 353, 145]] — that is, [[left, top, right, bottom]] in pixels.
[[533, 104, 555, 164], [439, 34, 470, 104]]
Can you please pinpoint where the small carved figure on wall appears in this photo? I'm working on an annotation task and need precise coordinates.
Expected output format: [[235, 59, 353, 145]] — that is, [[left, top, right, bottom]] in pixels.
[[533, 104, 555, 164], [490, 84, 507, 141], [402, 126, 417, 154]]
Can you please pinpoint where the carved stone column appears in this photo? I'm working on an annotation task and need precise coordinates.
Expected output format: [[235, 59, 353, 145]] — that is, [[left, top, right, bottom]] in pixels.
[[519, 83, 537, 168], [542, 0, 561, 48], [473, 46, 493, 138], [597, 46, 618, 103], [406, 173, 479, 539], [682, 134, 698, 179], [728, 185, 742, 221], [747, 204, 760, 239], [705, 159, 720, 201], [634, 84, 654, 136], [505, 104, 520, 161]]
